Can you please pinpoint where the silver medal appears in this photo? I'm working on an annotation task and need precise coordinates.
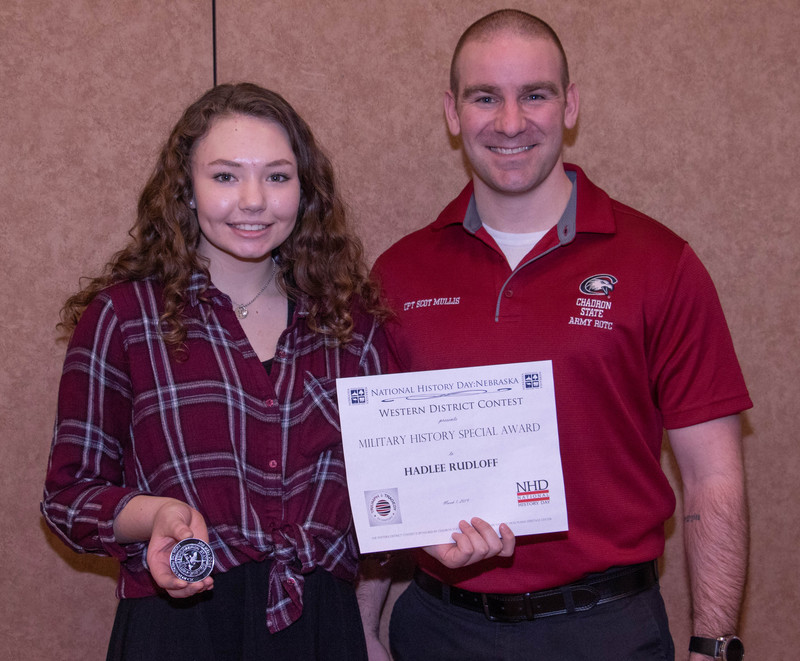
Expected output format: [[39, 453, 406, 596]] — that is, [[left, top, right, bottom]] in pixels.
[[169, 538, 215, 582]]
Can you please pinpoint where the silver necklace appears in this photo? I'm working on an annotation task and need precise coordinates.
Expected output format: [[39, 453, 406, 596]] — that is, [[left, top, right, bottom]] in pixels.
[[233, 259, 276, 320]]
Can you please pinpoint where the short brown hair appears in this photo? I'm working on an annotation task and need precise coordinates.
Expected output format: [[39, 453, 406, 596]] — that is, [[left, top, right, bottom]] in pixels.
[[450, 9, 570, 97]]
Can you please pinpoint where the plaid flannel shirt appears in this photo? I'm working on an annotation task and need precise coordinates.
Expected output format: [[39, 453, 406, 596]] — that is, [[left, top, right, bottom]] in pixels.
[[42, 273, 383, 632]]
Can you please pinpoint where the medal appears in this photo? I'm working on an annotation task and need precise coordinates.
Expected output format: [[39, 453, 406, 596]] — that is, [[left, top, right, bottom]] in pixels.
[[169, 538, 215, 582]]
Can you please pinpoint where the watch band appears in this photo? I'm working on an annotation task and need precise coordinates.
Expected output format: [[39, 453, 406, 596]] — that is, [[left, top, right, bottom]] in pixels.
[[689, 635, 744, 660], [689, 636, 721, 657]]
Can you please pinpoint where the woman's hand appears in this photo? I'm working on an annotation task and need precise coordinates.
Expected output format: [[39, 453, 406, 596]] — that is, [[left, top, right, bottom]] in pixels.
[[114, 496, 214, 598], [423, 518, 515, 569], [146, 500, 214, 598]]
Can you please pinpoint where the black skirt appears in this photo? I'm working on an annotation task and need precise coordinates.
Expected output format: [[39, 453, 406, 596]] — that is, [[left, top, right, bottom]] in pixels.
[[106, 560, 368, 660]]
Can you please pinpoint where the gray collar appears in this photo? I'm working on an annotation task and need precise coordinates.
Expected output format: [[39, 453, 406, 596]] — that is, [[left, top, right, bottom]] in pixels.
[[464, 170, 577, 246]]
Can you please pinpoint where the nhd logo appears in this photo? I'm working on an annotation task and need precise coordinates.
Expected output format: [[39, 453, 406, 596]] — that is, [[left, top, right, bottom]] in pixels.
[[516, 479, 550, 506]]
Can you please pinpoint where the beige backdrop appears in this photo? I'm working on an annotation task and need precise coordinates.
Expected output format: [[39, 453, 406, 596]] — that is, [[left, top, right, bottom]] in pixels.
[[2, 1, 797, 659]]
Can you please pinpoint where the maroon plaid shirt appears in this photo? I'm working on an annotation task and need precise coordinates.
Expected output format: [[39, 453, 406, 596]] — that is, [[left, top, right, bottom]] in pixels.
[[42, 273, 383, 632]]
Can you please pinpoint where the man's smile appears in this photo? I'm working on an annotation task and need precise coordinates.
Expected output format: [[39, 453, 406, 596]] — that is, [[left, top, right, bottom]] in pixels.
[[489, 145, 534, 155]]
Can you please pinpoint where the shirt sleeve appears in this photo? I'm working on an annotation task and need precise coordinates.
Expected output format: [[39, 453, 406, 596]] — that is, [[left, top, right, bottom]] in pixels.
[[369, 258, 408, 375], [41, 293, 148, 560], [360, 317, 388, 376], [344, 297, 388, 377], [648, 244, 752, 429]]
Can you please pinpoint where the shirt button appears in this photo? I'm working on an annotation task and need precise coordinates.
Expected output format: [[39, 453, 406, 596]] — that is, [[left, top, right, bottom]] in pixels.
[[504, 290, 513, 298], [269, 459, 278, 469], [265, 399, 274, 407]]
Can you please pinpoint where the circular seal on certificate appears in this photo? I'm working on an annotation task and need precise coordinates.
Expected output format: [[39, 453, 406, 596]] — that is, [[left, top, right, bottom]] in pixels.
[[366, 489, 402, 526], [169, 538, 215, 582]]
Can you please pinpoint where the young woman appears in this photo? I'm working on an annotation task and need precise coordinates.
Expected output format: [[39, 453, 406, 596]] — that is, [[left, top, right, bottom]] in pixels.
[[42, 83, 385, 660]]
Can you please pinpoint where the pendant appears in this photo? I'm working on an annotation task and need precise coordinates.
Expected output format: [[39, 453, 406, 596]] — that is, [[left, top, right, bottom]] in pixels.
[[235, 305, 248, 319]]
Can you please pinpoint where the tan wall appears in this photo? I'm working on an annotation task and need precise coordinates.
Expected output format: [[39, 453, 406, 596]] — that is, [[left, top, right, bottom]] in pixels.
[[2, 1, 797, 658]]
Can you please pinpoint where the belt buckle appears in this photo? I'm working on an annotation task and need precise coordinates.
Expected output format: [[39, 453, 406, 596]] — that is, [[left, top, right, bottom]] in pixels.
[[480, 592, 535, 622]]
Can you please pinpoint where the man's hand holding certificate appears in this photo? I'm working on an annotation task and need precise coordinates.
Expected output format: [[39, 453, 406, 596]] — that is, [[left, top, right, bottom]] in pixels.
[[336, 361, 568, 553]]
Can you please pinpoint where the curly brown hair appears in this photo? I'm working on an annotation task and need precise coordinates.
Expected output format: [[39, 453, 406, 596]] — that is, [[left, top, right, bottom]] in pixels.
[[60, 83, 385, 346]]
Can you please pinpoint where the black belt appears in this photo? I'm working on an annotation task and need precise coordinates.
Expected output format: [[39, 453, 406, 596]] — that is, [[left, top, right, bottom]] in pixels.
[[414, 561, 658, 622]]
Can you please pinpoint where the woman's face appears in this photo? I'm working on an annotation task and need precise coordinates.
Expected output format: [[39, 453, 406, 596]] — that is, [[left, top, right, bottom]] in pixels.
[[191, 113, 301, 266]]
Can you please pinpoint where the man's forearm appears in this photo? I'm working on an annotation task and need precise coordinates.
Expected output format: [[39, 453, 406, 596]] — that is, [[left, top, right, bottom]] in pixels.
[[682, 465, 748, 635], [356, 555, 393, 639], [668, 414, 749, 656]]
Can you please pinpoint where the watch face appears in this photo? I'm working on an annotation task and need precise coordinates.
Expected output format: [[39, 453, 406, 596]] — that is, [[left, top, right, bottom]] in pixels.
[[723, 637, 744, 661]]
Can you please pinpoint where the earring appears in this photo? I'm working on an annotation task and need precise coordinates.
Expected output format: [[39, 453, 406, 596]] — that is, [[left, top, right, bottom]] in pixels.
[[189, 198, 196, 209]]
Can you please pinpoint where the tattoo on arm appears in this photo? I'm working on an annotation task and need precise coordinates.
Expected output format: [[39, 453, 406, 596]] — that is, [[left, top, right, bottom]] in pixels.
[[684, 513, 701, 523]]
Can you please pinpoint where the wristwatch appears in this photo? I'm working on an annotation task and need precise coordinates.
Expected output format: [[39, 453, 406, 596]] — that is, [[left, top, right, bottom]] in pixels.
[[689, 635, 744, 660]]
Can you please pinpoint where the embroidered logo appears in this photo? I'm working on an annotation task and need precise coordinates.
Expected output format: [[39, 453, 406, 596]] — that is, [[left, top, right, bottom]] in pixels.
[[402, 296, 461, 312], [579, 274, 618, 296], [569, 274, 619, 330]]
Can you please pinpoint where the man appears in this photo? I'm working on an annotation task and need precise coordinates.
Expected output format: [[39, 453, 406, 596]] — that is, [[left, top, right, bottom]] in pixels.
[[360, 9, 750, 661]]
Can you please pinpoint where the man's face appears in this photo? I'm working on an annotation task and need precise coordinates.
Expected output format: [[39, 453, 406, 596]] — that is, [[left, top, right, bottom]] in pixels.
[[445, 32, 578, 200]]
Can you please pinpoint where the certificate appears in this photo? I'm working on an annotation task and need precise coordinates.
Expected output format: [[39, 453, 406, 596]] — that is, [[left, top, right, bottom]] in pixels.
[[336, 361, 568, 553]]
